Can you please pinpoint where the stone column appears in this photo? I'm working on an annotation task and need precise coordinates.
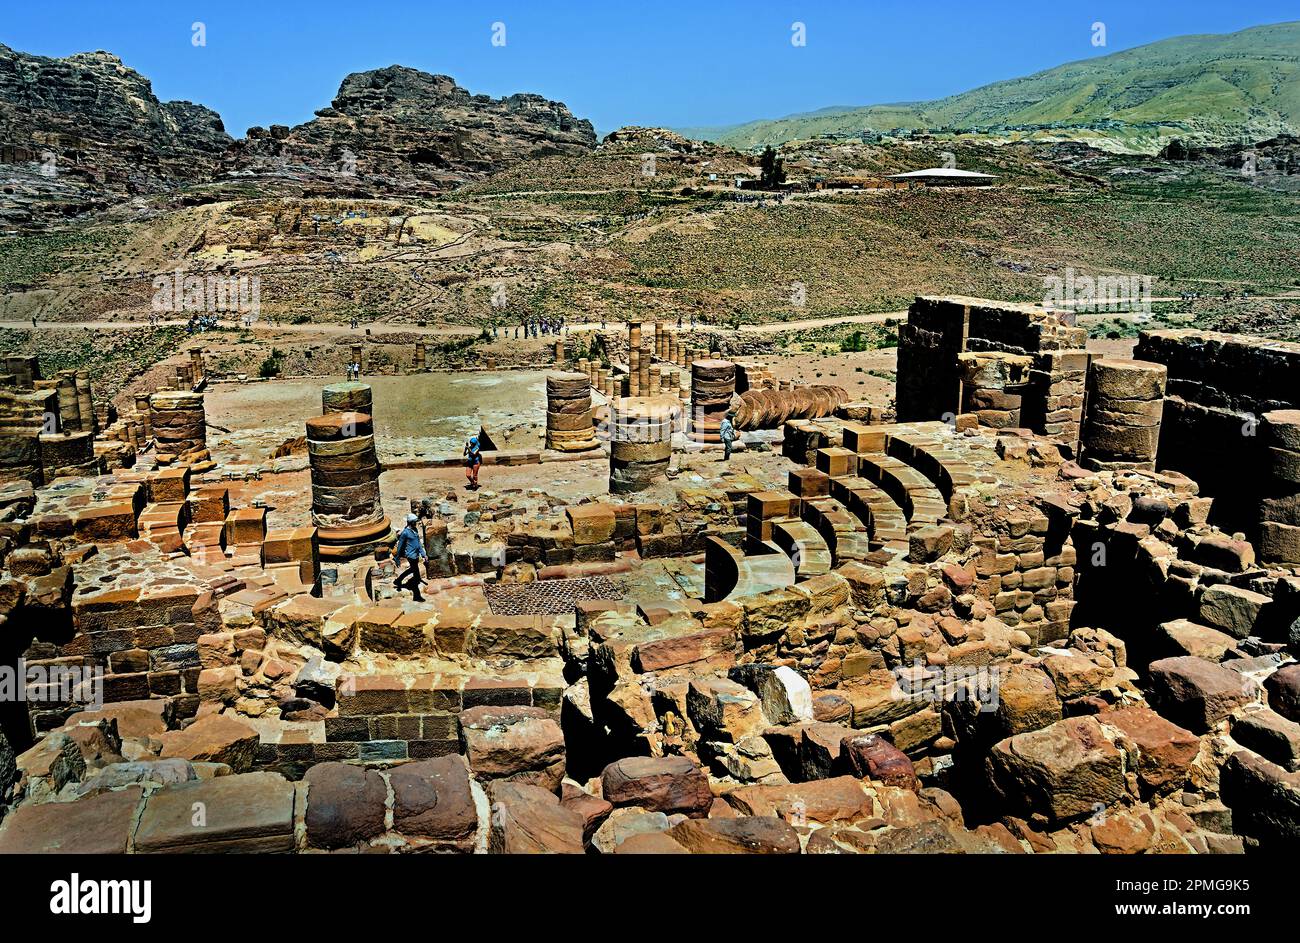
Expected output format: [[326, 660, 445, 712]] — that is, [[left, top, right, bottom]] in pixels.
[[307, 410, 390, 560], [189, 350, 205, 384], [414, 341, 426, 371], [135, 393, 153, 439], [609, 397, 677, 493], [322, 381, 372, 416], [150, 390, 207, 463], [55, 371, 81, 432], [690, 359, 736, 442], [958, 352, 1033, 430], [554, 340, 564, 366], [1080, 359, 1166, 472], [546, 372, 598, 452], [639, 338, 652, 395], [648, 365, 661, 396], [75, 370, 94, 434], [1260, 410, 1300, 565], [351, 343, 364, 375], [628, 323, 642, 396]]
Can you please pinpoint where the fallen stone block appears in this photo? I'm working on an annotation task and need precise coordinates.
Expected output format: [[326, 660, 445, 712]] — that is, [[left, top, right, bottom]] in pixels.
[[304, 761, 387, 850], [1147, 656, 1256, 732], [0, 785, 143, 853], [133, 771, 296, 853], [389, 755, 479, 848], [728, 664, 813, 725], [158, 713, 259, 772], [600, 755, 712, 817], [668, 815, 801, 854], [459, 705, 565, 792], [487, 781, 584, 854], [985, 715, 1126, 823]]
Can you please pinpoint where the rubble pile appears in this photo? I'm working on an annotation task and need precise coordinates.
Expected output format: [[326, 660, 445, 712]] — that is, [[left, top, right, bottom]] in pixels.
[[1, 296, 1298, 855]]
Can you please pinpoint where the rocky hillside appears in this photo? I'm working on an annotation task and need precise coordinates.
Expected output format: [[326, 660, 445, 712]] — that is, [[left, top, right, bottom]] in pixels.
[[0, 51, 596, 227], [221, 66, 596, 197], [682, 21, 1300, 153], [0, 44, 230, 226]]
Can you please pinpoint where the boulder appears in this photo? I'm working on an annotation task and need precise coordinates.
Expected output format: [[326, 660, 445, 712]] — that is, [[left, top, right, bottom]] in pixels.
[[1232, 710, 1300, 771], [686, 677, 767, 742], [1266, 665, 1300, 722], [1198, 585, 1272, 639], [840, 733, 918, 791], [458, 705, 566, 792], [1099, 706, 1198, 795], [1147, 656, 1256, 732], [728, 664, 813, 725], [985, 715, 1126, 823], [487, 781, 584, 854], [591, 806, 671, 854], [600, 755, 712, 817], [726, 776, 871, 824], [1220, 750, 1300, 848], [304, 762, 388, 850], [667, 815, 800, 854]]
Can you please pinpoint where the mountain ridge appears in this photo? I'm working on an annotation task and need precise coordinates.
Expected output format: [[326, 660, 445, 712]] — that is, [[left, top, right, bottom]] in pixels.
[[677, 21, 1300, 152]]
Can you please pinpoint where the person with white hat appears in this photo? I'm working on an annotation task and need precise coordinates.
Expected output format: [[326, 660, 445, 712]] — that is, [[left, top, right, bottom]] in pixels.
[[393, 513, 427, 601]]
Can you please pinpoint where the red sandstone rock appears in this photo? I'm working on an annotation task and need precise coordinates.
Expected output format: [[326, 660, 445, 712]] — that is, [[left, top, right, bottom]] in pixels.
[[600, 755, 713, 817]]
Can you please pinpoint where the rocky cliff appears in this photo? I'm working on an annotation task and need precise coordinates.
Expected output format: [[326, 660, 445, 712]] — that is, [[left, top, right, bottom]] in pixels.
[[0, 44, 231, 225], [222, 65, 596, 195], [0, 49, 596, 227]]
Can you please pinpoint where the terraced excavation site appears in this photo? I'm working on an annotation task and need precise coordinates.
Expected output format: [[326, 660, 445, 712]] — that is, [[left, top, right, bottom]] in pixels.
[[3, 294, 1300, 856], [0, 16, 1298, 859]]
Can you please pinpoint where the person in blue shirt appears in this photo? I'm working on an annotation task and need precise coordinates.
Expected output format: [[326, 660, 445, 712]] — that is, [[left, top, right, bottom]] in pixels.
[[464, 435, 482, 489], [393, 513, 427, 601], [719, 413, 737, 461]]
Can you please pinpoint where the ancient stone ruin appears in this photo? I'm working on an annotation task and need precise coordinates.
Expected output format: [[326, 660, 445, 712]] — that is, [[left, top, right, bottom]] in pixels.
[[1, 295, 1298, 856]]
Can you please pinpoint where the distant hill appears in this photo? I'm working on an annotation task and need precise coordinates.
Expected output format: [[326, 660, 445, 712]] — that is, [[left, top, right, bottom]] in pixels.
[[680, 21, 1300, 152]]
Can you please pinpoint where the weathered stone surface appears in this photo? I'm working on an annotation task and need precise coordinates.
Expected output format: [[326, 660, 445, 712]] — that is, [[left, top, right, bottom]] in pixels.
[[687, 677, 767, 742], [134, 772, 296, 853], [986, 715, 1125, 823], [304, 761, 387, 850], [159, 714, 259, 771], [840, 733, 918, 790], [600, 755, 712, 817], [728, 664, 813, 725], [1148, 656, 1256, 732], [591, 806, 671, 854], [667, 815, 801, 854], [1232, 710, 1300, 771], [0, 785, 143, 853], [1220, 750, 1300, 847], [488, 781, 584, 854], [1157, 619, 1239, 660], [1198, 585, 1272, 639], [390, 755, 478, 844], [1100, 706, 1198, 795], [459, 705, 566, 792], [1266, 665, 1300, 722], [727, 776, 871, 824]]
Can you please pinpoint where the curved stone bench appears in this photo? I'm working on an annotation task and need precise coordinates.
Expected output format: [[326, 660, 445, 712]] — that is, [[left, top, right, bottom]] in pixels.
[[887, 430, 977, 520], [855, 453, 947, 529], [801, 498, 872, 565], [704, 534, 796, 603], [771, 518, 833, 580], [828, 476, 909, 550]]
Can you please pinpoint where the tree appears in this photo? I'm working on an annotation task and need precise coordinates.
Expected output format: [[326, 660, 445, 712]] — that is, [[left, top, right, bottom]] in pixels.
[[758, 146, 786, 189]]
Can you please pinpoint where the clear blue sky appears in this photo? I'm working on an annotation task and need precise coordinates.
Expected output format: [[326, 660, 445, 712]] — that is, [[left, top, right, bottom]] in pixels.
[[2, 1, 1294, 137]]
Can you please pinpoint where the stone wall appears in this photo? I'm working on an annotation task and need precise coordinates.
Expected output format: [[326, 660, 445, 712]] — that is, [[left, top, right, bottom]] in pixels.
[[896, 296, 1090, 450]]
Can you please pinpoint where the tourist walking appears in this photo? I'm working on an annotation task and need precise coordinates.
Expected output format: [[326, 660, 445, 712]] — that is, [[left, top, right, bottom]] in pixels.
[[720, 413, 736, 461], [464, 434, 482, 489], [393, 514, 427, 602]]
